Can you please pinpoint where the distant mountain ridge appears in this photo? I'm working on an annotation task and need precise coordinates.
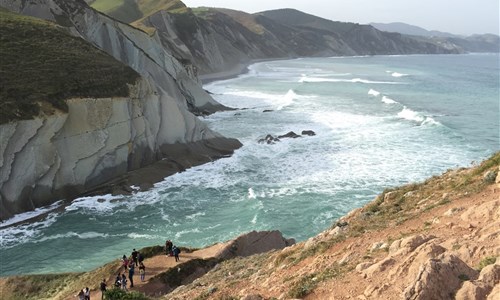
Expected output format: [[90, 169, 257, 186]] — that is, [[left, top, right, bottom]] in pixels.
[[370, 22, 499, 53], [132, 7, 463, 75], [370, 22, 460, 38]]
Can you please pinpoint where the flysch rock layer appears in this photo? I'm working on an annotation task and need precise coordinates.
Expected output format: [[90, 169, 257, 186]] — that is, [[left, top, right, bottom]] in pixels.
[[0, 0, 241, 219]]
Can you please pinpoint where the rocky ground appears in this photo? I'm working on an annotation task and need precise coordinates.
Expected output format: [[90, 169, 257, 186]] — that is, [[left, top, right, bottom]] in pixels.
[[165, 153, 499, 300], [1, 153, 498, 300]]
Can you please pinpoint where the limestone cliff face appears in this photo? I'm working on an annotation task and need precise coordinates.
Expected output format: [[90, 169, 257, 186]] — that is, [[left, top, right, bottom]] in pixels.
[[0, 78, 239, 220], [0, 0, 241, 219], [1, 0, 223, 115], [137, 7, 463, 75]]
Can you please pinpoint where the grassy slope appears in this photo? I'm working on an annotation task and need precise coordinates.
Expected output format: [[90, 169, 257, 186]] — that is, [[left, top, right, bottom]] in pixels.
[[0, 9, 140, 124], [91, 0, 186, 23]]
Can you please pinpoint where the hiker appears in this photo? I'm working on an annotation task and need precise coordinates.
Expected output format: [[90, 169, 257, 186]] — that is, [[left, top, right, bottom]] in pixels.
[[138, 252, 144, 265], [99, 279, 107, 300], [172, 245, 180, 262], [139, 262, 146, 282], [121, 255, 128, 271], [128, 260, 135, 288], [77, 289, 85, 300], [131, 248, 139, 265], [121, 274, 127, 291], [84, 287, 90, 300], [114, 275, 121, 288], [165, 240, 173, 256]]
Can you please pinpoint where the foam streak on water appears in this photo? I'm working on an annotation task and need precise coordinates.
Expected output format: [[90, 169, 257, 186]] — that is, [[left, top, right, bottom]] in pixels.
[[1, 54, 498, 275]]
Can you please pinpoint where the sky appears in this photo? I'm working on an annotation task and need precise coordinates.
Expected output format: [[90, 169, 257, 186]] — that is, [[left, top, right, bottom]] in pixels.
[[181, 0, 499, 36]]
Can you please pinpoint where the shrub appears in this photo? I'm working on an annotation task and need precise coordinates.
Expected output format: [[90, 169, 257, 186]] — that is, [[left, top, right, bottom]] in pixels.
[[104, 288, 151, 300], [477, 256, 496, 271]]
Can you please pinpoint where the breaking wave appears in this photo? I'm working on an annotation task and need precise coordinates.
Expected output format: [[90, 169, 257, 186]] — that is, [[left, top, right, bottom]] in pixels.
[[397, 107, 441, 126], [299, 76, 403, 84]]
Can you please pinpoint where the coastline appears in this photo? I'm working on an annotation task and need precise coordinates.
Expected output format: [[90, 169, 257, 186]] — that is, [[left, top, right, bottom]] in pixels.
[[199, 57, 295, 84]]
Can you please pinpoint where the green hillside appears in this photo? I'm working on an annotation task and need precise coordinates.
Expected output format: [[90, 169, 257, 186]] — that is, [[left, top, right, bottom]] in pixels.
[[0, 8, 140, 124], [90, 0, 186, 23]]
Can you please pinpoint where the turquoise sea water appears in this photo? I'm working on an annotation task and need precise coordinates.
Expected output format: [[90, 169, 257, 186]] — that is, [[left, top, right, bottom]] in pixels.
[[1, 54, 498, 275]]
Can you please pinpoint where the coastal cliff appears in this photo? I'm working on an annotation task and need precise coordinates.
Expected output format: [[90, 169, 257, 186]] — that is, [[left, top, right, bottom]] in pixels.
[[134, 7, 463, 75], [0, 153, 497, 299], [0, 1, 241, 219]]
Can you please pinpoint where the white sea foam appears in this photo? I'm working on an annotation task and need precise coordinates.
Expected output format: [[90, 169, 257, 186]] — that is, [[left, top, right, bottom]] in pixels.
[[368, 89, 380, 96], [174, 228, 201, 239], [250, 214, 258, 224], [128, 233, 159, 239], [186, 211, 206, 220], [381, 96, 398, 104], [65, 194, 124, 213], [248, 187, 257, 199], [397, 107, 441, 126], [391, 72, 409, 77], [36, 231, 110, 243], [0, 213, 59, 248], [277, 89, 297, 110], [0, 200, 63, 228], [299, 76, 403, 84]]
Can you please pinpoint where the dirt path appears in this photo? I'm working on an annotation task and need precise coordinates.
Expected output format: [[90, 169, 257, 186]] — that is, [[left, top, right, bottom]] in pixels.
[[84, 242, 230, 299]]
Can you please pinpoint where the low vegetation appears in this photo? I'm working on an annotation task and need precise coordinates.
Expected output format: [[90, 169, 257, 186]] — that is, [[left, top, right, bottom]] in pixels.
[[477, 256, 497, 271], [91, 0, 187, 23], [104, 288, 152, 300], [0, 9, 139, 124]]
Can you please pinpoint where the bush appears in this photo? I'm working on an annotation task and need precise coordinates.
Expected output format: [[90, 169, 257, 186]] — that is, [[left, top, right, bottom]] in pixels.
[[104, 288, 151, 300], [477, 256, 497, 271]]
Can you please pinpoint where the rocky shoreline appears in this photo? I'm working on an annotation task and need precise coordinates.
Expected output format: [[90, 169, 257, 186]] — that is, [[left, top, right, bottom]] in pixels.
[[0, 153, 498, 300]]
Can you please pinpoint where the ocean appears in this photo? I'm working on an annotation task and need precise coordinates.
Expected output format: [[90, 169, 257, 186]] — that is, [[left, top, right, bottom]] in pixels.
[[0, 53, 498, 275]]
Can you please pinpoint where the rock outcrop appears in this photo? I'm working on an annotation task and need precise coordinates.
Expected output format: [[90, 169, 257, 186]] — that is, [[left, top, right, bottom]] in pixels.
[[0, 0, 241, 220]]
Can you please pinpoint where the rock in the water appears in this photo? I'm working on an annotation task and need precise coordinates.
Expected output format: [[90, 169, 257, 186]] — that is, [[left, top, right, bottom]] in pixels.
[[258, 134, 280, 144], [301, 130, 316, 136], [263, 110, 274, 113], [278, 131, 301, 139]]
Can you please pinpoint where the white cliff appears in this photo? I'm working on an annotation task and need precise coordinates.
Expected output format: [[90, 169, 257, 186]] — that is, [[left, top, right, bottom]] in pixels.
[[0, 0, 241, 219]]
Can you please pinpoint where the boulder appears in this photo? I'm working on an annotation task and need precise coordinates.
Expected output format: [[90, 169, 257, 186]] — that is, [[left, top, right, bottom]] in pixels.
[[216, 230, 295, 259], [403, 254, 479, 300], [301, 130, 316, 136], [258, 134, 280, 144], [278, 131, 301, 139], [455, 262, 500, 299]]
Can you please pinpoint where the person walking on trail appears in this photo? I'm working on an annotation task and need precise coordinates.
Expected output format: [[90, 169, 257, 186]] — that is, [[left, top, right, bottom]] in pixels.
[[172, 245, 180, 262], [138, 252, 144, 265], [121, 255, 128, 271], [131, 248, 139, 265], [84, 287, 90, 300], [165, 240, 173, 256], [139, 262, 146, 282], [77, 289, 85, 300], [121, 274, 128, 291], [99, 279, 107, 300], [128, 260, 135, 288], [114, 275, 121, 288]]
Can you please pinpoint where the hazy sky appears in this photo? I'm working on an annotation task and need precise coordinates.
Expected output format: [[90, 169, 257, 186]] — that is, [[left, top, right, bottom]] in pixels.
[[182, 0, 499, 36]]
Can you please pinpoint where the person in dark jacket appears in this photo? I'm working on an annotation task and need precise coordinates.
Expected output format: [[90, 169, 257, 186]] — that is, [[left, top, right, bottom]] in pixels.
[[172, 245, 180, 262]]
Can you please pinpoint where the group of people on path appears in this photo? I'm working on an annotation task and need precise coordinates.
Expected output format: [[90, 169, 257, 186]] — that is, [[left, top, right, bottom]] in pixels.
[[80, 240, 183, 299], [165, 240, 181, 262], [76, 287, 90, 300], [116, 248, 146, 290]]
